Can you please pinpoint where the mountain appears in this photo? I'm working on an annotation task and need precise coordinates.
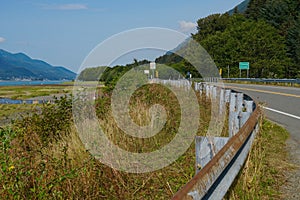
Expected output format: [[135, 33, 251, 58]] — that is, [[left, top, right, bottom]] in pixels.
[[0, 49, 76, 80], [228, 0, 250, 15], [77, 66, 107, 81]]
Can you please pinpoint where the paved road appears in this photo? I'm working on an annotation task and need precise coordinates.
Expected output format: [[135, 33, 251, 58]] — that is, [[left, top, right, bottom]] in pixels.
[[225, 84, 300, 141], [225, 83, 300, 199]]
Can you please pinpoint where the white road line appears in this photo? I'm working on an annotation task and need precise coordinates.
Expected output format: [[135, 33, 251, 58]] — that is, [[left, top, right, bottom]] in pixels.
[[262, 106, 300, 120]]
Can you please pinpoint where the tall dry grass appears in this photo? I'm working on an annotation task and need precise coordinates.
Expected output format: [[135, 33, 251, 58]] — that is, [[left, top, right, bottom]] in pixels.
[[225, 118, 292, 199], [0, 84, 212, 199]]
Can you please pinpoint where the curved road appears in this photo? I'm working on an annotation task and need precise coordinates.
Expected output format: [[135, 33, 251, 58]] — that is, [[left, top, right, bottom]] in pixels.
[[225, 83, 300, 199]]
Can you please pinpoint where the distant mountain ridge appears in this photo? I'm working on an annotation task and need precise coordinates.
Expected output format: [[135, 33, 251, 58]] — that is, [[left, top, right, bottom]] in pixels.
[[0, 49, 76, 80], [228, 0, 250, 15]]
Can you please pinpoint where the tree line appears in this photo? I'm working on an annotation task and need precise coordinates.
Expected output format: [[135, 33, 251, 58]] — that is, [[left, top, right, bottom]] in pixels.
[[78, 0, 300, 82]]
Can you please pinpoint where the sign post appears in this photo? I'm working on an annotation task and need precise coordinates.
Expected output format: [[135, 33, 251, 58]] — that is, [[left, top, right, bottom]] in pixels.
[[144, 70, 150, 79], [227, 65, 230, 78], [239, 62, 250, 78], [150, 62, 156, 79]]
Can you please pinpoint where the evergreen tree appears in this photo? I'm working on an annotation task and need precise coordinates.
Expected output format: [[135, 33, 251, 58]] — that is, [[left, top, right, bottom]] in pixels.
[[287, 15, 300, 77], [198, 17, 291, 78]]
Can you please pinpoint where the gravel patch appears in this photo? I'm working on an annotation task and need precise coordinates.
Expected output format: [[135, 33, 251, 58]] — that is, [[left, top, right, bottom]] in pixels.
[[280, 137, 300, 200]]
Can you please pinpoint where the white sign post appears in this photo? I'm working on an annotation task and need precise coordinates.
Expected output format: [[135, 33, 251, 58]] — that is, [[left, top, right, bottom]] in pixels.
[[144, 70, 150, 79], [150, 62, 156, 79]]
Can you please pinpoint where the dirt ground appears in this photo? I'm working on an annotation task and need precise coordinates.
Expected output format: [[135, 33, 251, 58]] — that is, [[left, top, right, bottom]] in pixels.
[[280, 137, 300, 200]]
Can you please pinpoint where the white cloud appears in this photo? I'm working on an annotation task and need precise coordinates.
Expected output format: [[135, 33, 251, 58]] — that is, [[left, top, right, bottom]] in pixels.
[[178, 20, 197, 33], [42, 4, 88, 10], [0, 37, 5, 43]]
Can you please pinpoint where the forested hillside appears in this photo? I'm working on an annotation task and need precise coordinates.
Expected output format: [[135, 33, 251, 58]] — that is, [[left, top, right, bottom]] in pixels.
[[192, 13, 291, 78], [157, 0, 300, 78], [77, 60, 150, 86], [79, 0, 300, 82], [77, 66, 107, 81], [245, 0, 300, 77]]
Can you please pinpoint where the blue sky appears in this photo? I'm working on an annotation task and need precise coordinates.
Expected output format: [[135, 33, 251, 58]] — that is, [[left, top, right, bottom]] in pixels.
[[0, 0, 245, 72]]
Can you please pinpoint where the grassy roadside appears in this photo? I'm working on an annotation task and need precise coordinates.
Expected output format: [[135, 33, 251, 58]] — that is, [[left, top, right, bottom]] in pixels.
[[226, 119, 293, 199], [0, 85, 212, 199], [0, 84, 293, 199]]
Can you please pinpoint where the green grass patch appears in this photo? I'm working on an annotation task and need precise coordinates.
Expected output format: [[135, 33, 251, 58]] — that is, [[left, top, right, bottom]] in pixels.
[[0, 85, 73, 100], [226, 119, 292, 199]]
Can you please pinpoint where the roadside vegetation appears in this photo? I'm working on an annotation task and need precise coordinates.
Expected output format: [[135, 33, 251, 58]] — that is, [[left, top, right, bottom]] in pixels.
[[0, 83, 293, 199], [0, 84, 211, 199], [0, 104, 37, 125], [226, 119, 293, 199]]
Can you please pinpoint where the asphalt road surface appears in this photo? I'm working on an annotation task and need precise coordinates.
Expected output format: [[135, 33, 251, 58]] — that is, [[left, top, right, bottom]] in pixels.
[[225, 83, 300, 199]]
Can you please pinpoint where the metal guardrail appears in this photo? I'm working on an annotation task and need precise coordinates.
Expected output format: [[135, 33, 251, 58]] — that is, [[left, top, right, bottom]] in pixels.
[[153, 79, 260, 200], [222, 78, 300, 84]]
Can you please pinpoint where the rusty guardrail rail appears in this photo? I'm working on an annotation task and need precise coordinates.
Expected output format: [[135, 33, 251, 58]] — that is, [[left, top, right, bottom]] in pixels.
[[153, 79, 260, 200], [172, 81, 260, 200]]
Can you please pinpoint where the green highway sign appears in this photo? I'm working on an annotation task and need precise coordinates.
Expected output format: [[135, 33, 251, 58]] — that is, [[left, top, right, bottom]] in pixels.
[[239, 62, 250, 70]]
